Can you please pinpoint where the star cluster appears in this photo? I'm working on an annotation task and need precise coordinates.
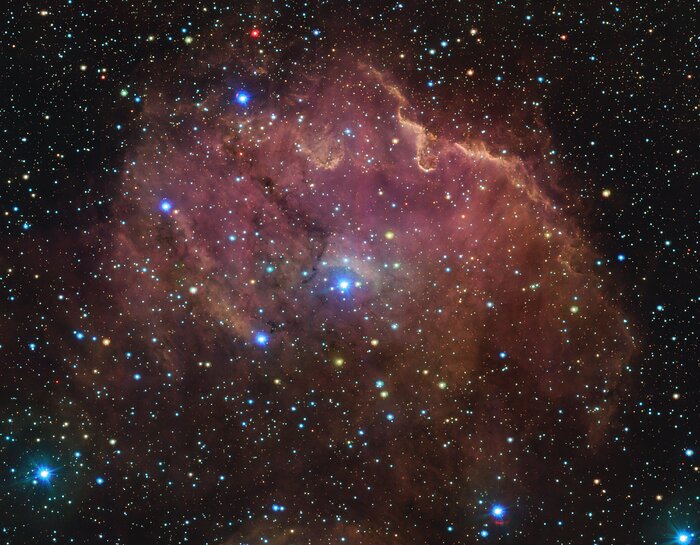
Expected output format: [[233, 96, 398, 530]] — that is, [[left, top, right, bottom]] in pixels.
[[0, 2, 697, 544]]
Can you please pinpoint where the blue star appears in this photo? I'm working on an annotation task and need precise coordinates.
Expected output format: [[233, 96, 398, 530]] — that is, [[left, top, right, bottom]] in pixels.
[[254, 332, 269, 346], [159, 199, 173, 213], [36, 466, 52, 482], [235, 91, 250, 105], [491, 505, 505, 519]]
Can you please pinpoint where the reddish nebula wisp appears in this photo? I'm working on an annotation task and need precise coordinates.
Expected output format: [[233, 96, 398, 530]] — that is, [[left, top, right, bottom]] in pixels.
[[97, 64, 633, 541]]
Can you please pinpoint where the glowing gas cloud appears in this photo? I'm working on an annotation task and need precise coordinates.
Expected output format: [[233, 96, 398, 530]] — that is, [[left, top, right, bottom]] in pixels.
[[94, 60, 633, 542]]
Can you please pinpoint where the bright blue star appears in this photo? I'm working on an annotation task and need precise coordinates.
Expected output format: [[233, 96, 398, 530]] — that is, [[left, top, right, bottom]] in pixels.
[[36, 466, 52, 482], [491, 505, 505, 519], [235, 91, 250, 105], [254, 332, 269, 346], [338, 279, 350, 291], [685, 449, 694, 457], [96, 477, 105, 485], [159, 199, 173, 213], [677, 533, 692, 544]]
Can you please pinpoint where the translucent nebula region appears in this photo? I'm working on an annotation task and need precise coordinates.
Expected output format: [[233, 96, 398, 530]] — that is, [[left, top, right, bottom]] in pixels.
[[99, 63, 632, 542]]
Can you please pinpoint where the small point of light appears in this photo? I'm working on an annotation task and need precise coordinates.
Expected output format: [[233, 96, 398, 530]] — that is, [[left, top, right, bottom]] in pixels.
[[685, 449, 694, 457], [133, 373, 141, 380], [250, 28, 261, 38], [499, 352, 507, 359], [617, 253, 626, 262], [96, 477, 105, 485]]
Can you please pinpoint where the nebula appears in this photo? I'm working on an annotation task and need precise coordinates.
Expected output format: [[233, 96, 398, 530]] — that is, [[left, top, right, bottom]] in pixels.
[[75, 59, 634, 543]]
